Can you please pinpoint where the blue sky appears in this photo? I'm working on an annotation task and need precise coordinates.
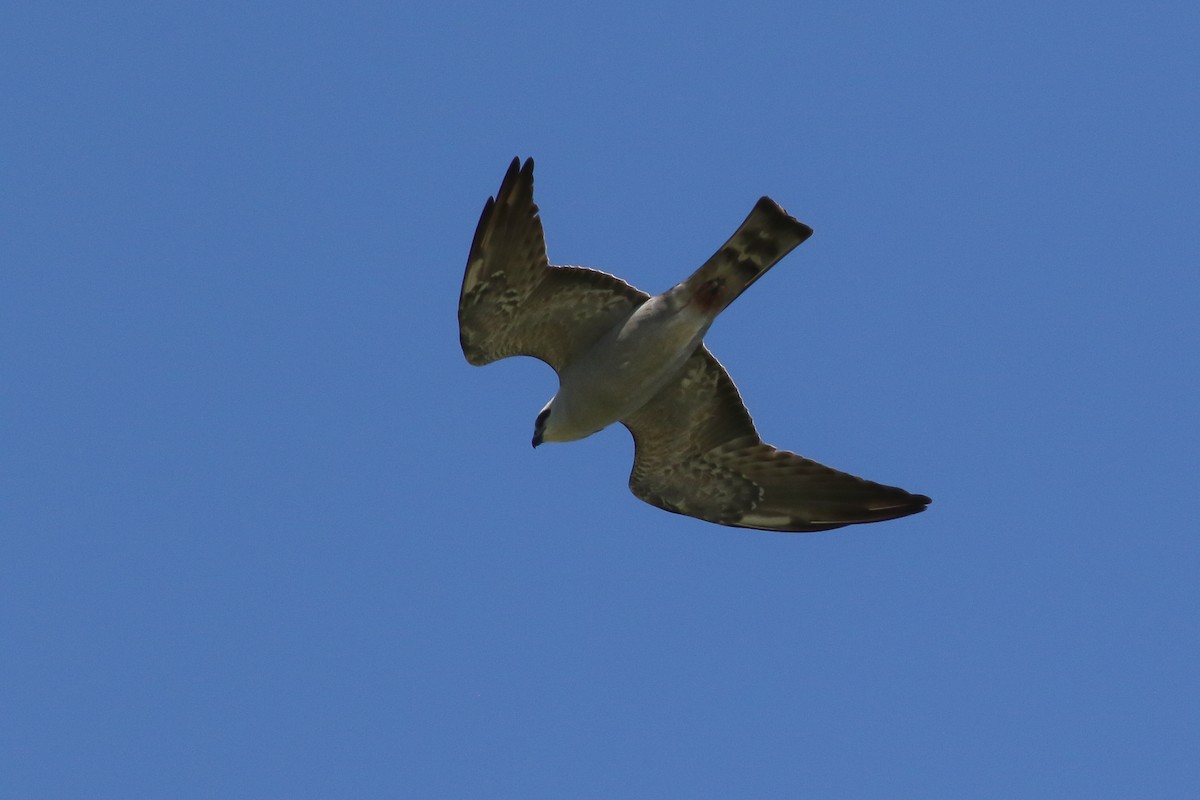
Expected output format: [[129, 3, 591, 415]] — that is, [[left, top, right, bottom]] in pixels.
[[3, 1, 1198, 797]]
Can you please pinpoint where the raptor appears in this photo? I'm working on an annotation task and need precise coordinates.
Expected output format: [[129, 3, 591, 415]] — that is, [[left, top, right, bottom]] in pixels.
[[459, 157, 930, 532]]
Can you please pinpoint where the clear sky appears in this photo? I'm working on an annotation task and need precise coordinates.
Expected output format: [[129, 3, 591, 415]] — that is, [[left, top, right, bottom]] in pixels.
[[4, 1, 1198, 797]]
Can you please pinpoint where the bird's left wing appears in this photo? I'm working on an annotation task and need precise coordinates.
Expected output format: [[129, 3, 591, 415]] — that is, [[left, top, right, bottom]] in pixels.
[[459, 157, 648, 371], [622, 348, 931, 532]]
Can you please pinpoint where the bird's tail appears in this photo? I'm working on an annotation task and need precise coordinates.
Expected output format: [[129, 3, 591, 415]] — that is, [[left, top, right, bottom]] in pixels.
[[674, 197, 813, 316]]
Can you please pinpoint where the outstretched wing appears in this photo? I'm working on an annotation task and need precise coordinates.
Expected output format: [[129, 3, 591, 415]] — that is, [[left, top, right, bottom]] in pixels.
[[459, 157, 648, 371], [622, 348, 931, 532]]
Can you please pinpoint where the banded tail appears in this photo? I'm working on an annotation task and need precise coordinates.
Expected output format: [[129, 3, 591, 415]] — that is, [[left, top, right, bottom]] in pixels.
[[676, 197, 813, 316]]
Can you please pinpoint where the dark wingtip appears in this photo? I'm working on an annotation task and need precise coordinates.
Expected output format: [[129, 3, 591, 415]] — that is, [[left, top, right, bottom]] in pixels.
[[496, 157, 535, 206], [498, 157, 522, 195], [894, 492, 932, 517], [887, 493, 932, 522]]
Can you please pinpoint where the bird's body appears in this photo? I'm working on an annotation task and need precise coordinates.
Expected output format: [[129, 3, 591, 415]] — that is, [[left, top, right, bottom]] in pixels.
[[459, 157, 930, 532], [545, 286, 712, 442]]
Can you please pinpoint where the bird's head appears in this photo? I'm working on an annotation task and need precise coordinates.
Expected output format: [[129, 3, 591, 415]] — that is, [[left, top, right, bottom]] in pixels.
[[532, 396, 598, 446], [531, 404, 552, 448]]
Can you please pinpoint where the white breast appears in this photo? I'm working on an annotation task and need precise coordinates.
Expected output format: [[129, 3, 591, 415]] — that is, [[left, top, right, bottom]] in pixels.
[[546, 296, 713, 441]]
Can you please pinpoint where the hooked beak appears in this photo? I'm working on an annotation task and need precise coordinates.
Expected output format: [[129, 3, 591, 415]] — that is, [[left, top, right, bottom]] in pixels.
[[531, 432, 543, 449]]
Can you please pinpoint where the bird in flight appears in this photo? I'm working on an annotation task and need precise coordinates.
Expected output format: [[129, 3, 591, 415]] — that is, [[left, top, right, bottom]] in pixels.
[[459, 158, 930, 532]]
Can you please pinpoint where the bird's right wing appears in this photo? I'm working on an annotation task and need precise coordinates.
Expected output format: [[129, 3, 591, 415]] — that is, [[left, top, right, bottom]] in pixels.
[[459, 158, 648, 372], [622, 348, 931, 532]]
